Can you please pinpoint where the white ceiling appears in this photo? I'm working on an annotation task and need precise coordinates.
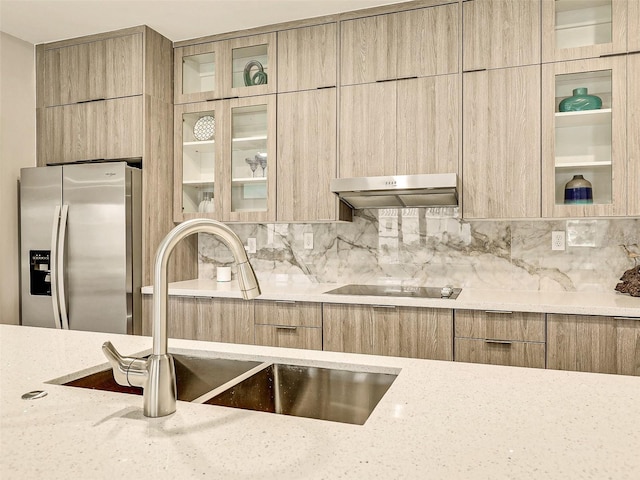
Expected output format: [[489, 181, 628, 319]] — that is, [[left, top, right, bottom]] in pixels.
[[0, 0, 406, 45]]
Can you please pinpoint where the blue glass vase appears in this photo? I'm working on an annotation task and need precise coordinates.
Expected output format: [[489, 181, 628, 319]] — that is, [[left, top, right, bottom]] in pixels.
[[564, 175, 593, 204], [559, 87, 602, 112]]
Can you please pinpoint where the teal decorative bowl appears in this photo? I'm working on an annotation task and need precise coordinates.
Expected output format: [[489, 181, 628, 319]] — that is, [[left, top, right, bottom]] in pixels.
[[559, 87, 602, 112]]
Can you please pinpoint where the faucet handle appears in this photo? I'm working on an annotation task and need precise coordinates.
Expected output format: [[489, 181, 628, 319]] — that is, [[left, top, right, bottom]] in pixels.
[[102, 341, 148, 389]]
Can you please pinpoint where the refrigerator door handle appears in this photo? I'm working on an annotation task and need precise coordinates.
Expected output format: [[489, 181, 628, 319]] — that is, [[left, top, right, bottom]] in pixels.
[[50, 205, 62, 329], [57, 204, 70, 330]]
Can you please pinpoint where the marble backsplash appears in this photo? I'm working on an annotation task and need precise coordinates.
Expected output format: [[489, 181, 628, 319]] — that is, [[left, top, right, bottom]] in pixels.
[[198, 208, 640, 293]]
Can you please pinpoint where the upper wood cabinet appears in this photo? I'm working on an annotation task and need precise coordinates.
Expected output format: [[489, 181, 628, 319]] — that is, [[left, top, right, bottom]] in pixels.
[[463, 0, 541, 70], [630, 0, 640, 52], [340, 75, 459, 179], [547, 313, 640, 376], [175, 33, 276, 104], [277, 23, 337, 92], [39, 32, 143, 107], [462, 65, 542, 219], [340, 3, 458, 86], [542, 0, 628, 62], [277, 89, 348, 222], [628, 53, 640, 216], [542, 56, 627, 217], [323, 303, 453, 361]]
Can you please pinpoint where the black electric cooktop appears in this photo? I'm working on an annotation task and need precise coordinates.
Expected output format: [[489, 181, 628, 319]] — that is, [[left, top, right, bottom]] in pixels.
[[324, 284, 461, 299]]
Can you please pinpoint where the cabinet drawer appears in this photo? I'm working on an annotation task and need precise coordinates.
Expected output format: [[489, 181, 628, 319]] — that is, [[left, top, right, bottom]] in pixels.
[[455, 338, 546, 369], [254, 300, 322, 328], [455, 310, 545, 342], [254, 325, 322, 350]]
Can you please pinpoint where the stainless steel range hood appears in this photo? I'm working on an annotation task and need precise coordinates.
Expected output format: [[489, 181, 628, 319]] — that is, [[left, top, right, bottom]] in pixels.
[[330, 173, 458, 209]]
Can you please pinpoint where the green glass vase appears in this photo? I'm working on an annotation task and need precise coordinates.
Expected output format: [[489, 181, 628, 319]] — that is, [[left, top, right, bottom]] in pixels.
[[559, 87, 602, 112]]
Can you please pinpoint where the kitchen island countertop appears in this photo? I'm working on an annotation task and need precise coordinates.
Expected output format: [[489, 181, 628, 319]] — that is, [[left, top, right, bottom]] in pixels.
[[1, 324, 639, 479], [142, 279, 640, 317]]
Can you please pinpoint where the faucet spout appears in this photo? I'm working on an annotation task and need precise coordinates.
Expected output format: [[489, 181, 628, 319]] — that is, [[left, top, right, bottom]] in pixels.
[[104, 219, 261, 417]]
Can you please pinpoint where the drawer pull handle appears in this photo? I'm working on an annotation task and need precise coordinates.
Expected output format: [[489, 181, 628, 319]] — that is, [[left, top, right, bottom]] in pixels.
[[485, 340, 512, 345], [276, 326, 297, 331], [372, 305, 396, 309], [275, 300, 296, 305], [613, 316, 640, 321], [485, 310, 513, 314]]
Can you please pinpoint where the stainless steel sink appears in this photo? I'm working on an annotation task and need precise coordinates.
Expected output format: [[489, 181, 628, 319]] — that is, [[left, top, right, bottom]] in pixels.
[[62, 353, 262, 402], [58, 353, 397, 425], [206, 363, 397, 425]]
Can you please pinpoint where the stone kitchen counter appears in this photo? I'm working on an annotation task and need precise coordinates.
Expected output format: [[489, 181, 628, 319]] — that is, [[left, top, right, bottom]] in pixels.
[[142, 279, 640, 317], [1, 324, 639, 479]]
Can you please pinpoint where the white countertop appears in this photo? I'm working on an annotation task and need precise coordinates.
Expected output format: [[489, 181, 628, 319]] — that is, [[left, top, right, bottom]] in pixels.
[[2, 324, 639, 479], [142, 279, 640, 317]]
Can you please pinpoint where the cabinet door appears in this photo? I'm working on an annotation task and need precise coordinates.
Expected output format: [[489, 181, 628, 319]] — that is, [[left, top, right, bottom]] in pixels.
[[396, 75, 459, 175], [397, 3, 458, 78], [225, 33, 277, 98], [173, 101, 224, 222], [339, 83, 396, 178], [141, 296, 198, 339], [277, 23, 337, 92], [197, 298, 254, 344], [398, 307, 453, 361], [39, 96, 143, 165], [615, 316, 640, 376], [254, 325, 322, 350], [463, 66, 541, 218], [455, 310, 545, 342], [340, 13, 397, 85], [323, 304, 374, 354], [223, 95, 276, 222], [463, 0, 540, 70], [104, 33, 143, 99], [174, 42, 221, 104], [628, 53, 640, 216], [630, 0, 640, 52], [542, 56, 627, 217], [542, 0, 627, 62], [254, 300, 322, 328], [277, 89, 338, 221]]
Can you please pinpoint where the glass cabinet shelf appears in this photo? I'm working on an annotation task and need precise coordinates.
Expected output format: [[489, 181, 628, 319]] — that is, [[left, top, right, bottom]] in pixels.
[[555, 108, 611, 127], [554, 0, 612, 50]]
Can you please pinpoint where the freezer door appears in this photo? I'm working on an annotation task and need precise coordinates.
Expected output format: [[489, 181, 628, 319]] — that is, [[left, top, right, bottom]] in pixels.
[[20, 166, 63, 328], [62, 163, 132, 333]]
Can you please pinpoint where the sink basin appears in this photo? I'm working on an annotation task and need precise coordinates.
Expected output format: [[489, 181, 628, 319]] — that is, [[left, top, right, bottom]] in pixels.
[[206, 363, 397, 425], [62, 353, 262, 402]]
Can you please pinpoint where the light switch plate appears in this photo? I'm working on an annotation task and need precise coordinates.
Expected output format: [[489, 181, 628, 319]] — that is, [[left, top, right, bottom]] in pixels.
[[303, 232, 314, 250], [247, 237, 257, 254]]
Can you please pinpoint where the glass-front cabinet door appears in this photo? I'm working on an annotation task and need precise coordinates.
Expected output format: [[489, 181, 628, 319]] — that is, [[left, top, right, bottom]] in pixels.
[[542, 0, 628, 62], [175, 43, 220, 104], [174, 101, 223, 222], [224, 33, 277, 97], [542, 56, 627, 217], [222, 95, 276, 222]]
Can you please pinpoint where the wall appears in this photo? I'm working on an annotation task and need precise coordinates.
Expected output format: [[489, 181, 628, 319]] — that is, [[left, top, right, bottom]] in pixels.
[[198, 208, 639, 293], [0, 32, 36, 324]]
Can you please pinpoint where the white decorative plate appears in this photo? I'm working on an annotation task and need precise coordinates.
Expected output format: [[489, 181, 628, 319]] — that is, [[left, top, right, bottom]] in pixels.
[[193, 115, 215, 141]]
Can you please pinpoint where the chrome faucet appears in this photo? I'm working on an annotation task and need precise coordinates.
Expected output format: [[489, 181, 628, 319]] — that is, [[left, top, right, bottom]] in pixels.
[[102, 219, 261, 417]]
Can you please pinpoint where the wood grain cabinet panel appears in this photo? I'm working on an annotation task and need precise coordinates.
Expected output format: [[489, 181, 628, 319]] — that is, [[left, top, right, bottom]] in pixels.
[[340, 13, 397, 85], [630, 0, 640, 52], [396, 3, 458, 78], [254, 300, 322, 328], [323, 304, 453, 360], [462, 65, 541, 218], [254, 325, 322, 350], [547, 314, 640, 376], [277, 23, 337, 92], [628, 53, 640, 216], [463, 0, 540, 70], [42, 33, 142, 106], [277, 89, 339, 221], [339, 83, 396, 178], [455, 338, 546, 369], [455, 310, 545, 342], [396, 75, 459, 175]]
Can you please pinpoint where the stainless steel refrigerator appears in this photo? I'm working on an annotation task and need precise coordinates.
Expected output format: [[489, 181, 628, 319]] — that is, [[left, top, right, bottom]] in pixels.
[[20, 162, 142, 334]]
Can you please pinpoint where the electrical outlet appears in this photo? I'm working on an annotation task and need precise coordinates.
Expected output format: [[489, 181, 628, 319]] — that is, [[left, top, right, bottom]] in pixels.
[[551, 231, 565, 251], [303, 232, 314, 250], [246, 237, 257, 254]]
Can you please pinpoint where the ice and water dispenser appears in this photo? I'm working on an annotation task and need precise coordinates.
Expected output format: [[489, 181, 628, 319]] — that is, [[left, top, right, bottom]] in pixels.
[[29, 250, 51, 296]]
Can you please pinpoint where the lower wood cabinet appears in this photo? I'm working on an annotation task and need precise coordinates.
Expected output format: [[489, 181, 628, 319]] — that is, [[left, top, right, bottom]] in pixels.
[[254, 300, 322, 350], [547, 314, 640, 376], [454, 310, 546, 368], [323, 304, 453, 361], [142, 296, 254, 345]]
